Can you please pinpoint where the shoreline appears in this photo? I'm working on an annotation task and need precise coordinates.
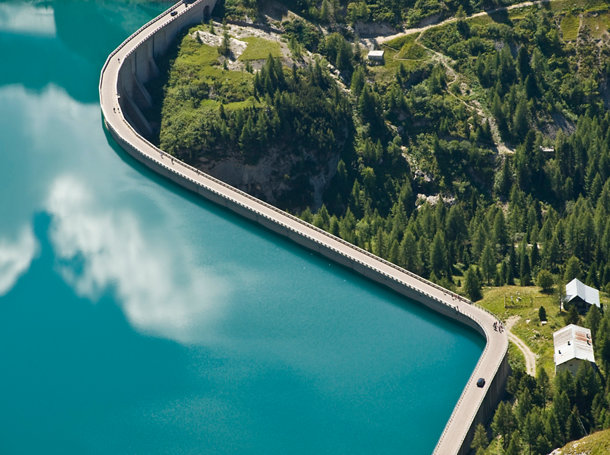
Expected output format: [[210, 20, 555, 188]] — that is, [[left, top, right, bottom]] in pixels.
[[99, 1, 509, 453]]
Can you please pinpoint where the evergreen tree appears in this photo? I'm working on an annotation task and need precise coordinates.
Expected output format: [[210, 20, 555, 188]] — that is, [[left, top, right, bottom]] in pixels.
[[505, 435, 520, 455], [564, 256, 582, 282], [509, 243, 518, 280], [586, 262, 599, 288], [565, 406, 585, 441], [518, 46, 531, 80], [585, 305, 601, 336], [492, 210, 509, 254], [530, 242, 540, 274], [465, 266, 482, 301], [538, 305, 547, 322], [492, 401, 516, 448], [564, 305, 580, 325], [470, 424, 488, 453], [480, 241, 496, 285], [513, 98, 529, 141], [350, 66, 365, 97], [519, 240, 532, 286], [430, 232, 446, 278]]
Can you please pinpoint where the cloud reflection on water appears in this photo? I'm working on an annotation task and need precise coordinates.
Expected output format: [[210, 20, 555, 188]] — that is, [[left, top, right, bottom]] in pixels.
[[0, 226, 38, 296], [46, 176, 230, 343], [0, 3, 56, 36]]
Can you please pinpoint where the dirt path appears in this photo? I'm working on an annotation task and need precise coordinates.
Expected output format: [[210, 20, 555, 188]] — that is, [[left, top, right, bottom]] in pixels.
[[374, 0, 552, 44], [505, 315, 537, 376], [411, 33, 514, 154], [366, 0, 557, 157]]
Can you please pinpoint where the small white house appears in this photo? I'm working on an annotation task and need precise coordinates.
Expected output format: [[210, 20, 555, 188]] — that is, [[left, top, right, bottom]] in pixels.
[[564, 278, 600, 313], [553, 324, 595, 375], [367, 50, 385, 65]]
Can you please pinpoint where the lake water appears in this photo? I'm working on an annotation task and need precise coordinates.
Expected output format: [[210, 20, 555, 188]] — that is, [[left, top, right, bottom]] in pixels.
[[0, 1, 484, 453]]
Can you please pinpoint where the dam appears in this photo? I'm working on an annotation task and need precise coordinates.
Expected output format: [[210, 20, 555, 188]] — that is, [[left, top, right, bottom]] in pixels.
[[0, 1, 505, 453], [100, 1, 509, 454]]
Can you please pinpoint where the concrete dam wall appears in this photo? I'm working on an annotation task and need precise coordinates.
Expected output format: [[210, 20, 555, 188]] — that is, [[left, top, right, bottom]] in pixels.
[[99, 2, 510, 453]]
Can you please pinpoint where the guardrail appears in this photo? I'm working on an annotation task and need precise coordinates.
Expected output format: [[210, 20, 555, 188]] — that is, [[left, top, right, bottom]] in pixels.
[[99, 0, 189, 93]]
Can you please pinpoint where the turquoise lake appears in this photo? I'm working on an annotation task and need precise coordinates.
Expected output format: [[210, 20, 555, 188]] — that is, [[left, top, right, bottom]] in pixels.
[[0, 1, 484, 453]]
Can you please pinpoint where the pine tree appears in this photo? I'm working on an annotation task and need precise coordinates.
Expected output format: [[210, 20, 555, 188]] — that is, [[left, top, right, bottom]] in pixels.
[[518, 46, 531, 80], [480, 241, 496, 285], [585, 305, 601, 335], [493, 210, 509, 254], [530, 242, 540, 274], [564, 256, 582, 282], [519, 240, 531, 286], [509, 243, 518, 279], [566, 406, 584, 441], [430, 232, 446, 278], [492, 401, 516, 448], [465, 266, 482, 301], [350, 67, 365, 97], [586, 262, 599, 288], [470, 424, 488, 453], [505, 435, 520, 455], [564, 305, 580, 325], [513, 98, 529, 142], [538, 305, 547, 322]]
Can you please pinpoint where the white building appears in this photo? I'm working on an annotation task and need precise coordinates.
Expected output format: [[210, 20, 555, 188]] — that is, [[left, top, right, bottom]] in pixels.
[[367, 50, 385, 65], [565, 278, 600, 313], [553, 324, 595, 375]]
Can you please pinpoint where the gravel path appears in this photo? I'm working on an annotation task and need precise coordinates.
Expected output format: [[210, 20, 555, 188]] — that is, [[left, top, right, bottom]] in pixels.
[[505, 315, 537, 376], [373, 0, 552, 45]]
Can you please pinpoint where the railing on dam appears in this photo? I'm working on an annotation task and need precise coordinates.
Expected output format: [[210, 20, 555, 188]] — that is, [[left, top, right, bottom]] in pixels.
[[99, 2, 509, 454]]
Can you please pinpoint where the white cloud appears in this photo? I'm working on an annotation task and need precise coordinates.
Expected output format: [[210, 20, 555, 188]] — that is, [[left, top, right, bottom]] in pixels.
[[0, 226, 38, 296], [0, 3, 56, 36], [46, 176, 229, 343]]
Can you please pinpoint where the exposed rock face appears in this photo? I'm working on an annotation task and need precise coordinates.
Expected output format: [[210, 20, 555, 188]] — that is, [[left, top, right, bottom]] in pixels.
[[197, 146, 339, 211]]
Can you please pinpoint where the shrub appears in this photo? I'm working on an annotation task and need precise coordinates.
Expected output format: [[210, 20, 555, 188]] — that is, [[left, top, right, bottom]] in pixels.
[[537, 270, 554, 293]]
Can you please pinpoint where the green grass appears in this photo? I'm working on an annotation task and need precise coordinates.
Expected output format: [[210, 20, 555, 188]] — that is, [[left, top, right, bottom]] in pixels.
[[166, 29, 253, 104], [477, 284, 610, 378], [384, 33, 418, 50], [158, 28, 256, 152], [238, 37, 282, 61], [478, 285, 562, 377], [370, 33, 427, 83], [555, 428, 610, 454], [583, 12, 610, 39], [551, 0, 609, 13], [561, 14, 580, 41], [395, 41, 428, 60], [508, 340, 526, 371]]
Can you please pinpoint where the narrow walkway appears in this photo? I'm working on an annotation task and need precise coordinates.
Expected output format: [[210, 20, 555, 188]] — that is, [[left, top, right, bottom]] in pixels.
[[505, 316, 537, 376]]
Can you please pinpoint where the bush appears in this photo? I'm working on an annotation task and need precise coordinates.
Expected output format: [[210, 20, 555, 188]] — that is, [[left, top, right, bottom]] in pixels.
[[538, 306, 547, 322], [537, 270, 554, 293]]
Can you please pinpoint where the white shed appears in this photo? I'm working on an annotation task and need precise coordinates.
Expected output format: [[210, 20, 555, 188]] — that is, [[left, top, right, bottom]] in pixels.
[[565, 278, 600, 313], [367, 50, 385, 65], [553, 324, 595, 375]]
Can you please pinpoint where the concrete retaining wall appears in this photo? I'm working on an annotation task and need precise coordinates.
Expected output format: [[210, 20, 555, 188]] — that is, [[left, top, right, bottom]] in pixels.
[[99, 2, 510, 453]]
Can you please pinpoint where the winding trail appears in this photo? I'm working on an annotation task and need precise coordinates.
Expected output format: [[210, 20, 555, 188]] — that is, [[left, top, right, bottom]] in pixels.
[[374, 0, 551, 44], [505, 316, 537, 376], [365, 0, 555, 155]]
